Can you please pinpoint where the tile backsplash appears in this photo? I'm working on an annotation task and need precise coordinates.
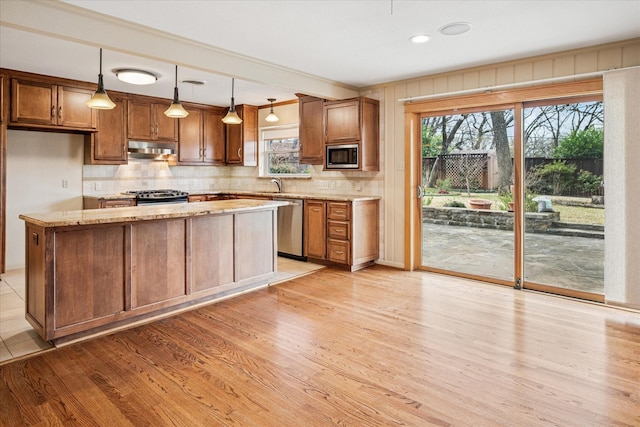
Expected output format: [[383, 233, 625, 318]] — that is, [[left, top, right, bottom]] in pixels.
[[83, 161, 383, 197]]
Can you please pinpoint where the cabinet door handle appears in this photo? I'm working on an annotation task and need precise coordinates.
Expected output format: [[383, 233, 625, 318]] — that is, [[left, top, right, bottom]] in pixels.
[[203, 148, 206, 158], [58, 106, 62, 119], [51, 106, 55, 118], [311, 208, 320, 212], [237, 147, 242, 157]]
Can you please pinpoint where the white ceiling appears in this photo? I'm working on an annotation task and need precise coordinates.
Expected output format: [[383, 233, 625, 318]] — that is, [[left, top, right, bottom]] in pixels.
[[1, 0, 639, 107]]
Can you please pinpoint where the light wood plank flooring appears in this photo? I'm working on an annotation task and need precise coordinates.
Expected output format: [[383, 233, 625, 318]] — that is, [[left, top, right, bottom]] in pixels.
[[1, 265, 639, 426]]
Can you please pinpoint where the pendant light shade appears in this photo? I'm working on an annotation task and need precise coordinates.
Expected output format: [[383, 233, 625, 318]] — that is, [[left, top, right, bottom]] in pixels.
[[222, 78, 243, 124], [164, 65, 189, 118], [86, 48, 116, 110], [265, 98, 279, 122]]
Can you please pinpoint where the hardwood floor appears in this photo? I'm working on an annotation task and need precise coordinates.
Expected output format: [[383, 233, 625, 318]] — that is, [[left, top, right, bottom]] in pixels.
[[1, 265, 639, 426]]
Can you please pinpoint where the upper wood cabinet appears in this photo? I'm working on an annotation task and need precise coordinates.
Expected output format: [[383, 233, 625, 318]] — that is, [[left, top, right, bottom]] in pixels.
[[178, 105, 226, 165], [298, 95, 324, 165], [10, 78, 96, 130], [324, 97, 379, 171], [84, 95, 127, 164], [127, 98, 178, 142], [226, 104, 257, 166]]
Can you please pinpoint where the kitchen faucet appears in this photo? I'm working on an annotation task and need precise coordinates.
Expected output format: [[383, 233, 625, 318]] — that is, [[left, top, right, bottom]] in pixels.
[[270, 177, 282, 193]]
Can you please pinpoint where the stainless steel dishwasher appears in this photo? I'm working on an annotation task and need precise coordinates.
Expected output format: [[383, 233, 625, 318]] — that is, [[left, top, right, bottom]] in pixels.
[[273, 198, 305, 260]]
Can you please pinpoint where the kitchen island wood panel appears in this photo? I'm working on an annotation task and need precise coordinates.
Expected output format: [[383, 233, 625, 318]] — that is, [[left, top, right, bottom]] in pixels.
[[131, 219, 186, 308], [54, 226, 126, 329], [191, 215, 234, 293], [20, 199, 283, 343]]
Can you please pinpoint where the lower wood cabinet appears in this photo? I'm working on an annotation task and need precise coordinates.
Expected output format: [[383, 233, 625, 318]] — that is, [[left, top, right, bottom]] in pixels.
[[304, 199, 379, 271], [83, 197, 136, 209], [23, 204, 278, 343]]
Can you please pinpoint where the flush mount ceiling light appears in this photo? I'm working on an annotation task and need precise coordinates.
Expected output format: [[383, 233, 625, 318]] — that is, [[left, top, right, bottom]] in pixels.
[[114, 68, 157, 85], [86, 48, 116, 110], [409, 34, 431, 44], [164, 65, 189, 119], [222, 78, 243, 125], [439, 22, 472, 36], [265, 98, 279, 123]]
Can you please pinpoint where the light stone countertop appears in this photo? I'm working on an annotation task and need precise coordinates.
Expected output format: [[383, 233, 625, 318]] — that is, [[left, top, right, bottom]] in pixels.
[[20, 199, 287, 228], [82, 191, 380, 202]]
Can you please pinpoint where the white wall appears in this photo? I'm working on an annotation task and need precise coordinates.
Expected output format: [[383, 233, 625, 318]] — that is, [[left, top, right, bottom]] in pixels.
[[6, 130, 84, 269], [603, 67, 640, 309]]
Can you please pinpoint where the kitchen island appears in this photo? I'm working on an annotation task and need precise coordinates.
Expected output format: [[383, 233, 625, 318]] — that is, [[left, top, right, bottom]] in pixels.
[[20, 199, 286, 344]]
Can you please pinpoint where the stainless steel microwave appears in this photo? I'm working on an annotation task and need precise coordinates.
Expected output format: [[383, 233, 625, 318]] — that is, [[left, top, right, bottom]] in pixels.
[[326, 144, 359, 169]]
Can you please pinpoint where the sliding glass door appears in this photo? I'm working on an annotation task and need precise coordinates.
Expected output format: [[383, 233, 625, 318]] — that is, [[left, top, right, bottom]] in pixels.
[[522, 98, 604, 298], [420, 107, 515, 284], [416, 90, 604, 301]]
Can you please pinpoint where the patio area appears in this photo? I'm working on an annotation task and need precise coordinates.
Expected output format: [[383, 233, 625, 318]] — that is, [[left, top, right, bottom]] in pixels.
[[422, 222, 604, 294]]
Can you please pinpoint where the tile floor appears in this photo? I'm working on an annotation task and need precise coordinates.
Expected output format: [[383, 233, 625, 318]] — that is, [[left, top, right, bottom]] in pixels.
[[0, 257, 324, 365]]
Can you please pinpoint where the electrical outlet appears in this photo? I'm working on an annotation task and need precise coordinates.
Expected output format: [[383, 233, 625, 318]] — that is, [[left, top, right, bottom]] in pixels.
[[319, 181, 329, 190], [94, 182, 102, 191], [62, 179, 69, 188], [356, 182, 363, 191], [329, 181, 336, 190]]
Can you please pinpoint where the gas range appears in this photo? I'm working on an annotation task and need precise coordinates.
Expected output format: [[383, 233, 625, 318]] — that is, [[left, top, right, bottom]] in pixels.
[[125, 189, 189, 205]]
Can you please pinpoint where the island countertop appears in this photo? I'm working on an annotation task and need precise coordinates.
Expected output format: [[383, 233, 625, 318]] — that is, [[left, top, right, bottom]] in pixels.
[[20, 199, 287, 228]]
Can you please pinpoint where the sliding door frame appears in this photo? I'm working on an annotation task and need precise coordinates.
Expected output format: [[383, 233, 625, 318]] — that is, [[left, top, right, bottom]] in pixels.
[[404, 79, 603, 297]]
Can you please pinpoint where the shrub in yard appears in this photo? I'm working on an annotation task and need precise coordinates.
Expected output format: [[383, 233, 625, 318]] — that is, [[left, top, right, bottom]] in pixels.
[[530, 161, 576, 195], [577, 170, 602, 195], [435, 178, 452, 194], [443, 200, 466, 208]]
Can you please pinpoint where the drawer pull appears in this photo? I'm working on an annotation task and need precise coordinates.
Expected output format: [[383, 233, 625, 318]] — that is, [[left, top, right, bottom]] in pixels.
[[335, 210, 345, 214], [335, 228, 345, 233]]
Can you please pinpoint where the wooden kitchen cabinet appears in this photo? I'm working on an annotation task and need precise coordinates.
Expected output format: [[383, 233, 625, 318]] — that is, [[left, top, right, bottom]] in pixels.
[[83, 196, 136, 209], [304, 198, 379, 271], [298, 95, 324, 164], [10, 78, 96, 130], [128, 98, 178, 142], [304, 200, 327, 260], [22, 201, 280, 342], [226, 104, 257, 166], [84, 95, 128, 164], [324, 97, 379, 171], [178, 105, 226, 165]]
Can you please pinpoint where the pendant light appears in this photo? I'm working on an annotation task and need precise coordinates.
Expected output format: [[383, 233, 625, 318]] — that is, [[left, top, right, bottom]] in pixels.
[[265, 98, 279, 123], [164, 65, 189, 118], [222, 78, 243, 124], [86, 48, 116, 110]]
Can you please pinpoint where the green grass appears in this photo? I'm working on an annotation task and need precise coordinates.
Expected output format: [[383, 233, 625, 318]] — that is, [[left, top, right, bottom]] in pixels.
[[423, 192, 604, 225]]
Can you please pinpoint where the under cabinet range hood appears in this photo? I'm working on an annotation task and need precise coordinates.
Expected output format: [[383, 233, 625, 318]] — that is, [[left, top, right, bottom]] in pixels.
[[127, 141, 176, 161]]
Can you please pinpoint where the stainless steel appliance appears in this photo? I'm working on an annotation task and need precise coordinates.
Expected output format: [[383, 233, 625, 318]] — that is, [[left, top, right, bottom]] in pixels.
[[326, 143, 359, 169], [273, 198, 304, 260], [127, 189, 189, 205]]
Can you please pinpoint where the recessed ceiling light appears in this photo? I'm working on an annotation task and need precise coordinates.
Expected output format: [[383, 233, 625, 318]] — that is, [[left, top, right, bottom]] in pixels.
[[409, 34, 431, 44], [114, 69, 157, 85], [439, 22, 472, 36]]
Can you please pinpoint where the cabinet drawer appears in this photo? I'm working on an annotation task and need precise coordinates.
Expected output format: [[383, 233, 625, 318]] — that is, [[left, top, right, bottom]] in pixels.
[[328, 220, 350, 240], [327, 202, 350, 221], [101, 199, 135, 208], [327, 239, 350, 264]]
